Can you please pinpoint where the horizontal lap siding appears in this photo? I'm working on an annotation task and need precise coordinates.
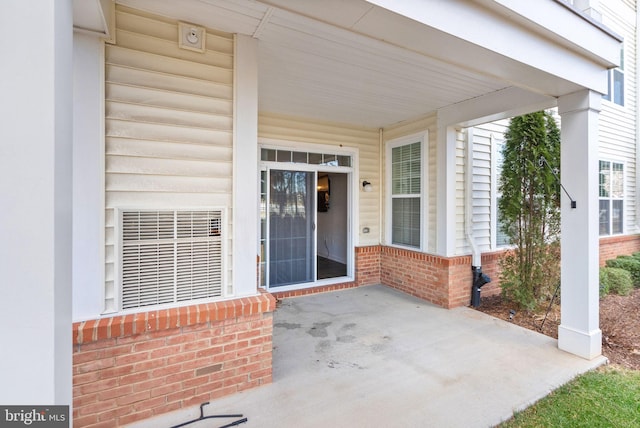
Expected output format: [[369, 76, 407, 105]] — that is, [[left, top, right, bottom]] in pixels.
[[455, 128, 466, 253], [467, 127, 494, 252], [600, 0, 638, 234], [104, 6, 235, 311], [258, 113, 380, 246]]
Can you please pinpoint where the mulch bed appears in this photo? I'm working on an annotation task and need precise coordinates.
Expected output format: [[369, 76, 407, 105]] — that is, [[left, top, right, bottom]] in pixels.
[[475, 289, 640, 370]]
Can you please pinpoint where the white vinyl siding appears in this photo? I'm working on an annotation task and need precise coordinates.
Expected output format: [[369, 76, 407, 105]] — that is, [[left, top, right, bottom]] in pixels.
[[104, 6, 234, 312], [462, 120, 509, 253], [599, 0, 638, 234], [258, 113, 380, 246]]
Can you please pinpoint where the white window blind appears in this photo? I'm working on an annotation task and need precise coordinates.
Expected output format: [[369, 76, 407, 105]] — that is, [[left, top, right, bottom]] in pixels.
[[391, 141, 421, 248], [120, 210, 224, 310], [599, 161, 624, 236]]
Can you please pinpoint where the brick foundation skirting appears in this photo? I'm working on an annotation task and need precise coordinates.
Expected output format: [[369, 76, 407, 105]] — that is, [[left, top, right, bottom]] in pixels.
[[72, 292, 276, 427], [599, 234, 640, 266], [271, 236, 640, 308], [271, 246, 504, 308], [380, 247, 473, 308]]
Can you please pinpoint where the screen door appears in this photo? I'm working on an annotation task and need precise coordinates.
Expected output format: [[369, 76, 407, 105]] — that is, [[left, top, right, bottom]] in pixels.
[[268, 170, 315, 287]]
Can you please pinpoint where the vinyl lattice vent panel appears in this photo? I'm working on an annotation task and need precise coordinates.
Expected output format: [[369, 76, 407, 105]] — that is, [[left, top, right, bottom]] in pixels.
[[121, 210, 223, 309]]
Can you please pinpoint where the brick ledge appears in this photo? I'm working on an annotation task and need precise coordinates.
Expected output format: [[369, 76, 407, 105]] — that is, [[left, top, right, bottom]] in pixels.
[[73, 291, 276, 345]]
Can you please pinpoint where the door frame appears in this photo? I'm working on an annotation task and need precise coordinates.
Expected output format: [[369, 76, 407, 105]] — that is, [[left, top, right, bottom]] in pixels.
[[258, 139, 358, 293]]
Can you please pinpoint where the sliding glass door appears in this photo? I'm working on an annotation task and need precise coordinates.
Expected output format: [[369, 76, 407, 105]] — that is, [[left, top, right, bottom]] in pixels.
[[268, 170, 315, 287]]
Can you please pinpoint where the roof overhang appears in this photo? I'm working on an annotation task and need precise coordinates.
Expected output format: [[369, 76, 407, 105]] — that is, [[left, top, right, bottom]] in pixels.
[[75, 0, 622, 128], [73, 0, 115, 39]]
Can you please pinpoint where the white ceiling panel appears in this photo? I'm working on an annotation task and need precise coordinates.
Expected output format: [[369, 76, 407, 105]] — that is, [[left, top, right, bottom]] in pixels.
[[111, 0, 615, 128], [255, 7, 507, 127]]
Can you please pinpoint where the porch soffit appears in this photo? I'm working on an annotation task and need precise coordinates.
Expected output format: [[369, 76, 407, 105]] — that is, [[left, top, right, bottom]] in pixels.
[[111, 0, 618, 129]]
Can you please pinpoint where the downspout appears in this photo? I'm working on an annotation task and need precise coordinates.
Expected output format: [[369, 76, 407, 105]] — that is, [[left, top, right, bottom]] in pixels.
[[379, 127, 384, 244], [636, 5, 640, 233], [465, 128, 481, 267], [466, 128, 490, 306]]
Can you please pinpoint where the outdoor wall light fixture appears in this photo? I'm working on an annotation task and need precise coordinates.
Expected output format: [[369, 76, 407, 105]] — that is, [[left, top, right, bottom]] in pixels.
[[362, 181, 373, 192]]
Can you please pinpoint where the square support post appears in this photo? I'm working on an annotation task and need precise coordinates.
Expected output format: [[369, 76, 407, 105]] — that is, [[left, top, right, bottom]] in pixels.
[[0, 0, 74, 404], [557, 90, 602, 359], [233, 34, 260, 296], [435, 124, 458, 256]]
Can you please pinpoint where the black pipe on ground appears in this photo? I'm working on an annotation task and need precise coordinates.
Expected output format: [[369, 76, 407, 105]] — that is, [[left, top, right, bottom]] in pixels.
[[471, 266, 491, 308]]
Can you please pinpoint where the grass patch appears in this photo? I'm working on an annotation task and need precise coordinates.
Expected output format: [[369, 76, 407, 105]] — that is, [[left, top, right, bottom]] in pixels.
[[500, 366, 640, 427]]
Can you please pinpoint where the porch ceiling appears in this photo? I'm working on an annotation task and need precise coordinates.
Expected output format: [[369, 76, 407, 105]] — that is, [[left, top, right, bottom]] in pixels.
[[102, 0, 616, 129]]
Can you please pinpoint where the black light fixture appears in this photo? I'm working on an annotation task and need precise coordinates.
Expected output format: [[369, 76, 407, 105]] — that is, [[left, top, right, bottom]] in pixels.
[[362, 181, 373, 192]]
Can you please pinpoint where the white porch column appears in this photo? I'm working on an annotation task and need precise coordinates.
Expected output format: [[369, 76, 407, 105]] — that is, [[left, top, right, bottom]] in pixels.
[[233, 34, 259, 296], [72, 33, 105, 320], [435, 124, 458, 256], [0, 0, 73, 404], [557, 90, 602, 359]]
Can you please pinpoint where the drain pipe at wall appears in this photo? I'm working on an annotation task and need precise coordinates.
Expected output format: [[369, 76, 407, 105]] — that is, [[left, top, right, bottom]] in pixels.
[[465, 128, 490, 306], [379, 127, 384, 244], [636, 6, 640, 231]]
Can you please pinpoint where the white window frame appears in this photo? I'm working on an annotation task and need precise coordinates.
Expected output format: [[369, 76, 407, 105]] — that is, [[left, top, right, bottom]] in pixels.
[[115, 207, 228, 313], [491, 135, 512, 249], [603, 44, 624, 107], [599, 160, 625, 236], [258, 138, 358, 292], [385, 131, 428, 251]]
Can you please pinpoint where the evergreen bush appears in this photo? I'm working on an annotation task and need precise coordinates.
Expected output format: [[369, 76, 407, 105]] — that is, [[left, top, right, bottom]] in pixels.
[[498, 111, 561, 310], [605, 257, 640, 288], [599, 268, 610, 298], [601, 267, 633, 296]]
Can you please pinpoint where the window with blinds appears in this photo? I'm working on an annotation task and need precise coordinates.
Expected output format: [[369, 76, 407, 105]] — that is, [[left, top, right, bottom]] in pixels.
[[495, 140, 512, 247], [119, 210, 224, 310], [599, 161, 624, 236], [389, 140, 422, 249]]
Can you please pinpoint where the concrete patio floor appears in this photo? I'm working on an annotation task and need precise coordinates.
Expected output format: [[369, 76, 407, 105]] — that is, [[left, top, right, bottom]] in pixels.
[[132, 284, 606, 428]]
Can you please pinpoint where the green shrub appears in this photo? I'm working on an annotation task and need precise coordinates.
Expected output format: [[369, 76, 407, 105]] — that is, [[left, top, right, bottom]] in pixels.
[[600, 267, 633, 296], [599, 268, 610, 298], [605, 257, 640, 287]]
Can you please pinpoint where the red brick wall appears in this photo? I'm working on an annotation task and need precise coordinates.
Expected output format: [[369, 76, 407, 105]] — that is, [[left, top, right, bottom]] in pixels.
[[355, 245, 382, 286], [271, 235, 640, 308], [478, 251, 504, 297], [599, 234, 640, 266], [272, 246, 501, 308], [380, 247, 473, 309], [72, 293, 276, 427]]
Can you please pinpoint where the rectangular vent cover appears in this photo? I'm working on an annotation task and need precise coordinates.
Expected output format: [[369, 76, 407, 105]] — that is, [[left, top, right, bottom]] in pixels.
[[120, 210, 223, 310]]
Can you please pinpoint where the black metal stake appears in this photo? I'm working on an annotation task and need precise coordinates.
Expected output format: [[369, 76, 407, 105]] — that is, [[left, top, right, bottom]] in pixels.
[[539, 282, 561, 332]]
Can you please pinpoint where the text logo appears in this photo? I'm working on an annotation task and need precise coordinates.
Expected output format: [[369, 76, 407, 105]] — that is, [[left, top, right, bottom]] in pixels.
[[0, 406, 68, 427]]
